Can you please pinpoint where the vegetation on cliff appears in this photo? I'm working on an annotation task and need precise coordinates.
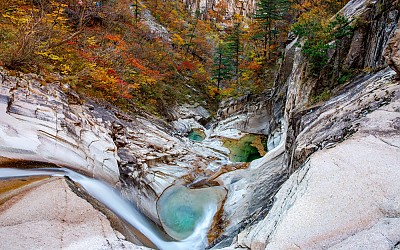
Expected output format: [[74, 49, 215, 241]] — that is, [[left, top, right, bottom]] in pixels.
[[0, 0, 349, 115]]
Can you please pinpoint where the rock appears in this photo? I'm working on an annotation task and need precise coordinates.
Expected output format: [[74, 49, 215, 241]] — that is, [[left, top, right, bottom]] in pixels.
[[0, 69, 119, 184], [384, 19, 400, 77], [212, 0, 400, 248], [211, 138, 287, 248], [183, 0, 256, 20], [0, 177, 150, 250], [215, 91, 277, 135], [341, 0, 375, 21], [362, 2, 399, 70], [137, 7, 170, 42], [0, 67, 228, 227], [236, 94, 400, 249], [344, 24, 367, 68], [292, 67, 398, 169]]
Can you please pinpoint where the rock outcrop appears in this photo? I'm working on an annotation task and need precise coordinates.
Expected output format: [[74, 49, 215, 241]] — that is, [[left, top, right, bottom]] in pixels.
[[384, 17, 400, 77], [0, 0, 399, 249], [183, 0, 256, 19], [0, 177, 149, 250], [0, 67, 226, 228], [0, 70, 120, 184], [234, 68, 400, 249], [210, 0, 400, 248]]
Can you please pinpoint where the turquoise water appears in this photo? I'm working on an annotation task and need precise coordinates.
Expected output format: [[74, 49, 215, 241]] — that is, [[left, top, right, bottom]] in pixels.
[[0, 168, 209, 250], [157, 185, 226, 241], [188, 129, 206, 142]]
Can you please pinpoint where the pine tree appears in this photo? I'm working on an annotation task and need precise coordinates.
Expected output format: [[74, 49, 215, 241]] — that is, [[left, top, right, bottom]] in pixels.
[[212, 42, 234, 92], [226, 17, 242, 82], [255, 0, 289, 59], [130, 0, 140, 23]]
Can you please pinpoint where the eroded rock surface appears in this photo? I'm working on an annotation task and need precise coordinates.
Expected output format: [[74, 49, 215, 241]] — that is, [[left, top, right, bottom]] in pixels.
[[0, 68, 226, 225], [211, 0, 400, 248], [0, 177, 150, 250], [235, 86, 400, 249], [0, 70, 119, 184]]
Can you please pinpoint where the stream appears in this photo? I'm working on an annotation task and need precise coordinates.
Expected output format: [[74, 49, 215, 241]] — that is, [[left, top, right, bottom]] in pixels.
[[0, 167, 213, 250]]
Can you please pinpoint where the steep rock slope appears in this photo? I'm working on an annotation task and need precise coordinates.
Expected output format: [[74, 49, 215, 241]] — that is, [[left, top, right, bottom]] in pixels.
[[0, 67, 226, 226], [183, 0, 256, 19], [214, 0, 400, 249], [236, 68, 400, 249], [0, 177, 148, 250]]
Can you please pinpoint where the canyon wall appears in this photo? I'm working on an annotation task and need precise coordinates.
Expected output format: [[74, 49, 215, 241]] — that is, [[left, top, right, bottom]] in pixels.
[[213, 0, 400, 248]]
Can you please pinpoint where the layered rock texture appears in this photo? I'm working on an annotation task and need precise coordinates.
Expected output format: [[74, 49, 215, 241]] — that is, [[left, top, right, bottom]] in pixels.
[[212, 0, 400, 249], [0, 67, 225, 221], [0, 71, 120, 184], [0, 177, 149, 250], [183, 0, 256, 19], [0, 0, 399, 249]]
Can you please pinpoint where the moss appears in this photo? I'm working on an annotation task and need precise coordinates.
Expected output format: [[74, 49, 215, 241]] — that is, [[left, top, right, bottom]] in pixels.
[[338, 69, 356, 85]]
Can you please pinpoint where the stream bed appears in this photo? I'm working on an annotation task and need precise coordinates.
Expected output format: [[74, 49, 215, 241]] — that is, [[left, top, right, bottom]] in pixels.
[[0, 167, 222, 250]]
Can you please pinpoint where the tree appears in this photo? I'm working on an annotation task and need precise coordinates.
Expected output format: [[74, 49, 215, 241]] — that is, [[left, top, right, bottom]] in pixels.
[[212, 42, 234, 92], [254, 0, 289, 60], [226, 14, 243, 82], [130, 0, 140, 23]]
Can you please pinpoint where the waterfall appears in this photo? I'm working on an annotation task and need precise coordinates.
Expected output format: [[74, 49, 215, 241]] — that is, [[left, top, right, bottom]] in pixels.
[[0, 167, 214, 250]]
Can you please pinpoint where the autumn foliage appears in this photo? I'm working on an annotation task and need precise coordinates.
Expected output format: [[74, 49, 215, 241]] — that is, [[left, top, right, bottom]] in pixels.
[[0, 0, 351, 116]]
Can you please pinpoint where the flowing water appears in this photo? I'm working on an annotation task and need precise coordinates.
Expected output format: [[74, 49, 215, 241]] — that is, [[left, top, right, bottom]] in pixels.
[[0, 167, 216, 250]]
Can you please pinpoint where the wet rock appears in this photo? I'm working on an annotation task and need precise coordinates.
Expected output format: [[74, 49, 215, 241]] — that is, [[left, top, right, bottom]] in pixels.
[[210, 137, 287, 249], [236, 93, 400, 249], [213, 0, 400, 248], [0, 67, 227, 227], [0, 177, 149, 250], [157, 185, 226, 241]]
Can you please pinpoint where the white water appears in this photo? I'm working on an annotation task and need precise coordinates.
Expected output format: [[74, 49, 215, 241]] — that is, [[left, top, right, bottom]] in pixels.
[[0, 168, 213, 250]]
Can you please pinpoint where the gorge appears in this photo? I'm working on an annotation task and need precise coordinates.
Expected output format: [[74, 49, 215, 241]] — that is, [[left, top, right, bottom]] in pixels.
[[0, 0, 400, 249]]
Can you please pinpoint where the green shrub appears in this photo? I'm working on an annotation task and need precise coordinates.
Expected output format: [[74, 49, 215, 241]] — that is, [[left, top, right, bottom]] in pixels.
[[293, 14, 353, 75], [309, 88, 332, 104]]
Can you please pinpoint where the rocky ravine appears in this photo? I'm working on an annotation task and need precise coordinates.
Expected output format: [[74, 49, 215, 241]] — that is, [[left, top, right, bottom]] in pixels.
[[0, 0, 399, 249], [0, 176, 150, 250], [225, 66, 400, 249], [212, 0, 400, 249], [0, 67, 230, 225]]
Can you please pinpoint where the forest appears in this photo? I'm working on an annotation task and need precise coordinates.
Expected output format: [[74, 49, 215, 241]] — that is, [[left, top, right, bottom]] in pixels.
[[0, 0, 349, 116]]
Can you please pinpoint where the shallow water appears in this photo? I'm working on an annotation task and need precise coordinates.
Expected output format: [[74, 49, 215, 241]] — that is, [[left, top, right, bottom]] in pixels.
[[188, 129, 206, 142], [157, 185, 226, 241], [223, 134, 267, 162], [0, 167, 217, 250]]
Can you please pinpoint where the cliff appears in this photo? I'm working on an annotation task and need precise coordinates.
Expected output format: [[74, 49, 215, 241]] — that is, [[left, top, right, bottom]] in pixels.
[[213, 0, 400, 248], [183, 0, 256, 19], [0, 0, 399, 249]]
